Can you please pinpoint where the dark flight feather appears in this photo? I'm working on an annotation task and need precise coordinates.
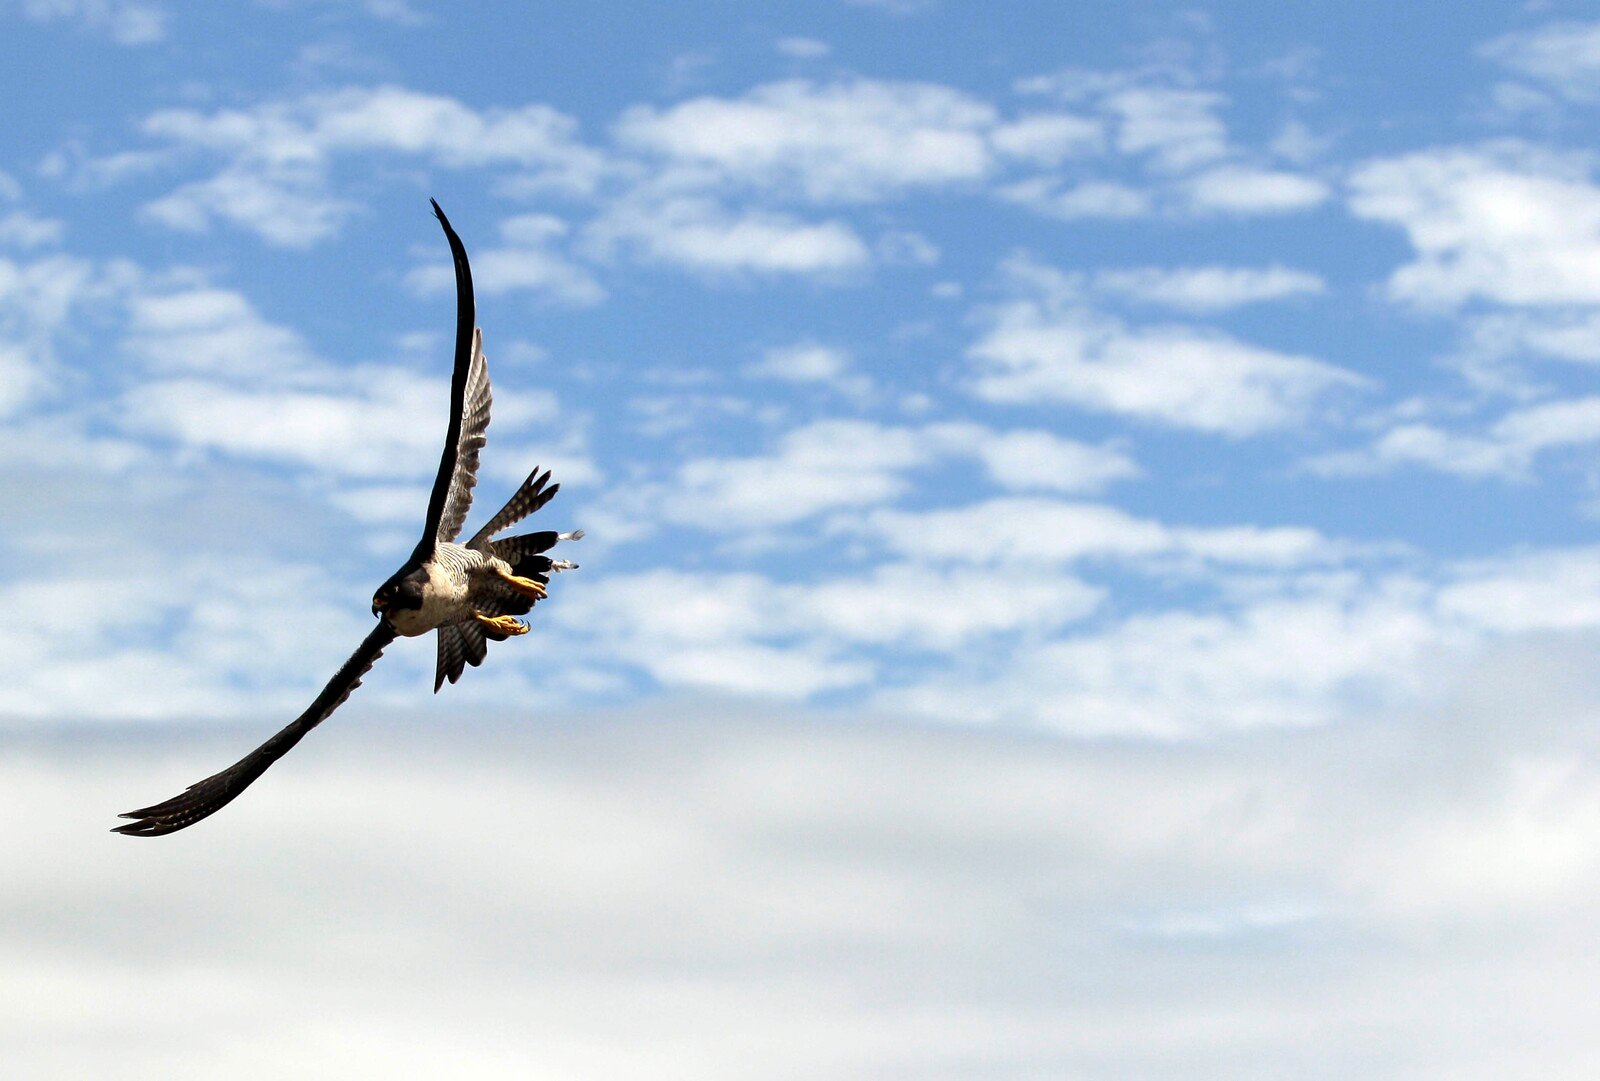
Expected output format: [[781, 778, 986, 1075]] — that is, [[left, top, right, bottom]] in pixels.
[[113, 623, 398, 836], [412, 198, 476, 566], [433, 619, 487, 692], [468, 468, 556, 548]]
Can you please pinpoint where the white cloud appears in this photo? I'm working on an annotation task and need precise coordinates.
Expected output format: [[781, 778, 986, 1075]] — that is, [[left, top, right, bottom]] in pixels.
[[1184, 164, 1329, 214], [966, 430, 1140, 493], [1307, 395, 1600, 480], [0, 211, 64, 248], [644, 419, 933, 531], [143, 85, 590, 171], [560, 559, 1105, 695], [407, 213, 604, 306], [1463, 311, 1600, 366], [851, 496, 1341, 570], [881, 583, 1445, 735], [124, 285, 318, 375], [1481, 20, 1600, 102], [142, 165, 354, 248], [557, 570, 875, 697], [614, 79, 997, 201], [774, 36, 830, 59], [1437, 547, 1600, 633], [22, 679, 1600, 1077], [585, 195, 870, 276], [746, 342, 850, 382], [259, 0, 428, 25], [123, 370, 451, 477], [1102, 86, 1229, 171], [1348, 143, 1600, 308], [1094, 265, 1326, 311], [612, 420, 1141, 538], [16, 0, 165, 43], [989, 113, 1104, 165], [792, 562, 1104, 651], [998, 177, 1152, 220], [0, 344, 39, 417], [0, 555, 370, 720], [967, 269, 1365, 435], [1005, 71, 1329, 221], [0, 251, 124, 415], [136, 86, 600, 244], [744, 342, 872, 400]]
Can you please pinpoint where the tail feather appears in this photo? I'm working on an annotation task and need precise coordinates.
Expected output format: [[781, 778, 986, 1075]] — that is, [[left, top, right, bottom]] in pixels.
[[434, 620, 488, 693], [468, 468, 558, 548]]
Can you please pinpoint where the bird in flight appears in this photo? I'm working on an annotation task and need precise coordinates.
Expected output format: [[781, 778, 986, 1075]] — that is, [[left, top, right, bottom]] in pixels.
[[115, 200, 582, 837]]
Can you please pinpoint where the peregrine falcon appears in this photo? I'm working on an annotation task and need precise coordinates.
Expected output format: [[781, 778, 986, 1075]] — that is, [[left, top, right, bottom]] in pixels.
[[114, 201, 582, 837]]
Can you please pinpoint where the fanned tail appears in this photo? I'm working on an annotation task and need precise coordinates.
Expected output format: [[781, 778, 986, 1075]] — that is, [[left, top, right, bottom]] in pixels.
[[467, 467, 558, 548]]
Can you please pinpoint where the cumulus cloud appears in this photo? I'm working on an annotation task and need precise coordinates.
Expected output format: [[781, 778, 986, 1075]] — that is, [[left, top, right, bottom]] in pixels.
[[743, 342, 872, 399], [17, 656, 1600, 1077], [0, 211, 64, 249], [585, 195, 870, 276], [0, 556, 371, 720], [774, 36, 830, 59], [989, 112, 1104, 164], [614, 79, 997, 201], [0, 251, 129, 415], [1481, 19, 1600, 102], [1348, 143, 1600, 309], [878, 579, 1447, 734], [850, 496, 1342, 570], [406, 213, 604, 306], [13, 0, 165, 44], [1094, 264, 1326, 311], [124, 285, 319, 375], [135, 86, 601, 244], [1006, 69, 1328, 221], [967, 259, 1365, 435], [1307, 395, 1600, 480], [1183, 164, 1329, 214], [998, 176, 1153, 219], [1102, 85, 1230, 171], [608, 419, 1141, 537]]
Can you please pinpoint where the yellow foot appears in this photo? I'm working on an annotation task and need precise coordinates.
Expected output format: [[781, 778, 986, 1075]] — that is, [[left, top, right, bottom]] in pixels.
[[473, 613, 529, 637], [494, 568, 548, 600]]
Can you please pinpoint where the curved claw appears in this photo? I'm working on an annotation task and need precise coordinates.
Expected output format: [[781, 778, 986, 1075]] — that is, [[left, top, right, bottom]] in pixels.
[[473, 613, 529, 638], [494, 568, 547, 600]]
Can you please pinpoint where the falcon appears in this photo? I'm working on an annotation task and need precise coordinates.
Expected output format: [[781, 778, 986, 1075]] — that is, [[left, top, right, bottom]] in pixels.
[[114, 200, 582, 837]]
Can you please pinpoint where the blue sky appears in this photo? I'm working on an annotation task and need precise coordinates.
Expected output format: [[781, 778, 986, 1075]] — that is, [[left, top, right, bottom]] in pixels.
[[8, 1, 1600, 1076]]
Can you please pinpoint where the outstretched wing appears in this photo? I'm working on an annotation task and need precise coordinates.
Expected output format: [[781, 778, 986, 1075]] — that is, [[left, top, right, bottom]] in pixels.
[[411, 198, 482, 563], [113, 623, 399, 837], [435, 327, 491, 545]]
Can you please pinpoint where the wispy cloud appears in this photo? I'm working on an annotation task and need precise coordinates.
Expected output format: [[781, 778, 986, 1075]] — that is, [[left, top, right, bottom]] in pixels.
[[407, 213, 604, 306], [13, 0, 166, 44], [134, 86, 602, 244], [615, 79, 998, 202], [585, 194, 871, 276], [1481, 19, 1600, 102], [967, 257, 1364, 435]]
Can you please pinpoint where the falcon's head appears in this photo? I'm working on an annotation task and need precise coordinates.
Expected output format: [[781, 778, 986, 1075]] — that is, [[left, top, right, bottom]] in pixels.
[[372, 566, 427, 619]]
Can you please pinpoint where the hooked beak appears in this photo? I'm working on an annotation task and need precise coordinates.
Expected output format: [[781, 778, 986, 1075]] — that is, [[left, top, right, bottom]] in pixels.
[[372, 597, 388, 617]]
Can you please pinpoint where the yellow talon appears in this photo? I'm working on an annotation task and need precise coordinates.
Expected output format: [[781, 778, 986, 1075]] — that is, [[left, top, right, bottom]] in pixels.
[[495, 569, 548, 600], [474, 613, 529, 636]]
